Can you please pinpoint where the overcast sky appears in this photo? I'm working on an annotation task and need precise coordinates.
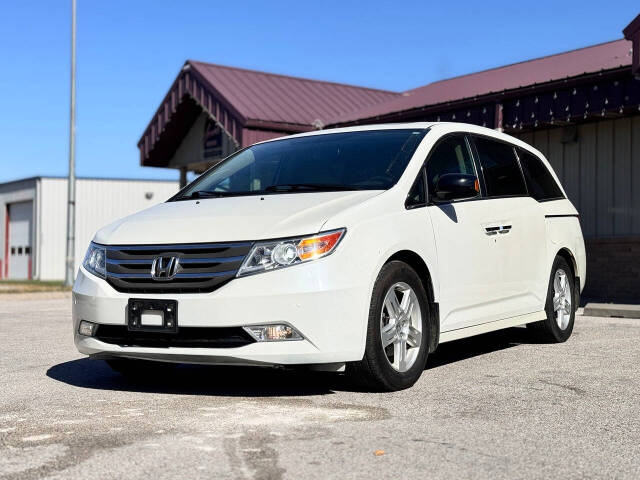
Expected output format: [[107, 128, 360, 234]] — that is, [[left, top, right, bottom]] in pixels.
[[0, 0, 638, 183]]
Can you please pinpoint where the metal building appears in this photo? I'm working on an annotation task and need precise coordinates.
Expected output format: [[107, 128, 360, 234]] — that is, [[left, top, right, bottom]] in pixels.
[[137, 61, 401, 185], [137, 14, 640, 302], [0, 177, 178, 280]]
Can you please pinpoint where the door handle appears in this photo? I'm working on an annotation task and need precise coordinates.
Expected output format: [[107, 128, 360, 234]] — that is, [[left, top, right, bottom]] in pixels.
[[484, 225, 512, 235]]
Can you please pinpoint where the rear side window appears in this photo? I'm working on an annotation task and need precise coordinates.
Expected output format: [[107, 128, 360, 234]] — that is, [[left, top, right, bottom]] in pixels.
[[425, 135, 476, 195], [517, 148, 564, 201], [473, 136, 527, 197]]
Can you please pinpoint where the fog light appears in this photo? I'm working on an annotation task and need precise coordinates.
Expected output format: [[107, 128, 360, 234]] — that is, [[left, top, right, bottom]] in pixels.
[[78, 320, 97, 337], [243, 324, 303, 342]]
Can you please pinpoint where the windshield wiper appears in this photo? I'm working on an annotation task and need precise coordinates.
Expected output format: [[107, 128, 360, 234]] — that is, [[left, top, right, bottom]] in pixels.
[[264, 183, 358, 193], [175, 190, 232, 200]]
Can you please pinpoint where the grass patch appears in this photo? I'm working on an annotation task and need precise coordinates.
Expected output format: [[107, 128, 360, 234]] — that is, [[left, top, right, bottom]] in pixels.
[[0, 279, 71, 293]]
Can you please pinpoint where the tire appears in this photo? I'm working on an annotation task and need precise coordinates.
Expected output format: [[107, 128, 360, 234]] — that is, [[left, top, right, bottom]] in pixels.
[[527, 256, 576, 343], [106, 358, 176, 378], [347, 260, 430, 391]]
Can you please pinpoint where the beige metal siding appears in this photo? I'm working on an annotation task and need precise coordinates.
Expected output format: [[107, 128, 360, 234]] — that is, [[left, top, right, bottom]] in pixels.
[[516, 115, 640, 237], [74, 179, 179, 271], [39, 178, 68, 280], [38, 178, 179, 281]]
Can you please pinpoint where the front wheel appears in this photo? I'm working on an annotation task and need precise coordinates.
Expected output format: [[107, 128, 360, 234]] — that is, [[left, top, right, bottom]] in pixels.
[[527, 256, 576, 343], [347, 261, 430, 391]]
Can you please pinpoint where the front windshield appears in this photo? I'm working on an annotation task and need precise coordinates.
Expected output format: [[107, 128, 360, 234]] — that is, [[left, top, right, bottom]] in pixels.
[[173, 129, 427, 199]]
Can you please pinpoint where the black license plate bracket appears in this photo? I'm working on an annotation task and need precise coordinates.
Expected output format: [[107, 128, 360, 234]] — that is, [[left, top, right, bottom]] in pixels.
[[127, 298, 178, 333]]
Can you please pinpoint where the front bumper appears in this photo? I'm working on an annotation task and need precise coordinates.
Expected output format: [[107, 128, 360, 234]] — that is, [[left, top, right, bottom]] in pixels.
[[72, 254, 369, 366]]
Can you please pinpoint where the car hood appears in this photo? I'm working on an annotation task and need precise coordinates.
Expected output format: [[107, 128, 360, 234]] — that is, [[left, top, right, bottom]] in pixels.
[[94, 190, 382, 245]]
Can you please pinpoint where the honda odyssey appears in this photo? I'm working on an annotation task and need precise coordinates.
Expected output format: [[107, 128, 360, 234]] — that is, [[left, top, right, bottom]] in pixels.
[[73, 123, 586, 391]]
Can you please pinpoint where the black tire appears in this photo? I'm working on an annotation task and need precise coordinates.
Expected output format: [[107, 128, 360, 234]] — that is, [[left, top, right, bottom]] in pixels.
[[106, 358, 177, 378], [527, 256, 576, 343], [347, 261, 430, 391]]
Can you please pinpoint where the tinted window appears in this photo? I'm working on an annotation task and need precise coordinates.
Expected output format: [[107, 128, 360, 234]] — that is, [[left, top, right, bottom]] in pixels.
[[425, 136, 476, 195], [473, 137, 527, 197], [406, 170, 426, 208], [517, 148, 564, 201], [175, 129, 427, 199]]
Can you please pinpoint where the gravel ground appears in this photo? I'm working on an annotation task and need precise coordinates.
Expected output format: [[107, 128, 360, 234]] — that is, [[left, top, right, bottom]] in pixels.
[[1, 293, 639, 479]]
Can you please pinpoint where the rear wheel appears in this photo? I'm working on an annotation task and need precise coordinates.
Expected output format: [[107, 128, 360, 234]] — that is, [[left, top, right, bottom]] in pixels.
[[527, 256, 575, 342], [347, 261, 429, 391]]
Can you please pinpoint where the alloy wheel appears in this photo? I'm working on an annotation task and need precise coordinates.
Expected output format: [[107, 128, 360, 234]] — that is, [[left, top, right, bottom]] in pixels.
[[380, 282, 422, 372], [553, 269, 572, 330]]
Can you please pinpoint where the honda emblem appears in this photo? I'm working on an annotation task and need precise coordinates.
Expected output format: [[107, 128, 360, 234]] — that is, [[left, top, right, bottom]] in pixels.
[[151, 256, 180, 280]]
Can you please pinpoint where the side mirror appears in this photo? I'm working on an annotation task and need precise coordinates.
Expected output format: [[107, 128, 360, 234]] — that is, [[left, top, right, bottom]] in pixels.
[[434, 173, 479, 202]]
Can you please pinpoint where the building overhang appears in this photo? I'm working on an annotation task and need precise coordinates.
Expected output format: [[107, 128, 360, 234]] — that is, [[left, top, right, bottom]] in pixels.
[[330, 66, 640, 133], [624, 14, 640, 76], [138, 63, 243, 168]]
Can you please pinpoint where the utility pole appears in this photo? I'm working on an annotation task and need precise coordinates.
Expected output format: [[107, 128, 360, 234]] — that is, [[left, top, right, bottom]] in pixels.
[[64, 0, 77, 286]]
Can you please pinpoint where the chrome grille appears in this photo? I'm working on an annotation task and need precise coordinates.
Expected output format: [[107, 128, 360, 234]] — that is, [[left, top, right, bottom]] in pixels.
[[105, 242, 252, 293]]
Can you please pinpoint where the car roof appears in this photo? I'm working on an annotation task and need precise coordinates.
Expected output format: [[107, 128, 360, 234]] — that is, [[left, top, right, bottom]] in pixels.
[[253, 121, 530, 146]]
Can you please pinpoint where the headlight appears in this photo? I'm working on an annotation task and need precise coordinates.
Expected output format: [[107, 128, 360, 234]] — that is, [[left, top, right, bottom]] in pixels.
[[82, 242, 106, 279], [237, 228, 346, 277]]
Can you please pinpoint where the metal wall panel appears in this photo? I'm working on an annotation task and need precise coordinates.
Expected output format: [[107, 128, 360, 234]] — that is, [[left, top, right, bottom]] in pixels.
[[516, 115, 640, 237], [37, 178, 179, 281], [563, 135, 580, 203], [74, 179, 179, 276], [595, 121, 614, 236], [579, 123, 597, 236], [39, 178, 68, 280], [547, 128, 564, 184], [633, 116, 640, 234], [613, 118, 632, 235], [532, 130, 550, 158]]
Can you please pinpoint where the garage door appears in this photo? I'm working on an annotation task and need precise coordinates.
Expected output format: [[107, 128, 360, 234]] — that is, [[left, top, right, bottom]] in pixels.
[[7, 201, 33, 279]]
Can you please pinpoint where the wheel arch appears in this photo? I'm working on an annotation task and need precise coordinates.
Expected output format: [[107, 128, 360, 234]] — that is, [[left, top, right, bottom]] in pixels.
[[555, 247, 580, 308], [385, 249, 439, 353], [556, 247, 577, 277]]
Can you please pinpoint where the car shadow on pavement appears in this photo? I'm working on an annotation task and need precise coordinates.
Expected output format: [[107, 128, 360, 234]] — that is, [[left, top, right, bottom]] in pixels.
[[46, 358, 338, 397], [426, 326, 541, 370], [46, 326, 539, 395]]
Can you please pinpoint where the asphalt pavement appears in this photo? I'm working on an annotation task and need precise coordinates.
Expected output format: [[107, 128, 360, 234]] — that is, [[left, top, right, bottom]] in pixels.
[[1, 292, 639, 479]]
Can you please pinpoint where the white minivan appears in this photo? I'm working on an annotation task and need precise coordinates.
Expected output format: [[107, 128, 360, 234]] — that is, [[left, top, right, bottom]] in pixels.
[[73, 122, 586, 391]]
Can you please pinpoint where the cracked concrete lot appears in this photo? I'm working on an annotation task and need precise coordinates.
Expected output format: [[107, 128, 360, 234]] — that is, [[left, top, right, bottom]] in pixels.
[[1, 293, 639, 479]]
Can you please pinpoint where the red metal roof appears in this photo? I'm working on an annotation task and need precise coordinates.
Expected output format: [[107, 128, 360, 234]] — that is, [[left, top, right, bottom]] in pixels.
[[188, 61, 401, 127], [330, 39, 633, 124], [140, 37, 635, 168]]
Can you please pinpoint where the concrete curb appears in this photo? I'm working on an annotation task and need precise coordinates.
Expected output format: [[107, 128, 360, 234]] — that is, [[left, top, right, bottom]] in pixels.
[[582, 303, 640, 319]]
